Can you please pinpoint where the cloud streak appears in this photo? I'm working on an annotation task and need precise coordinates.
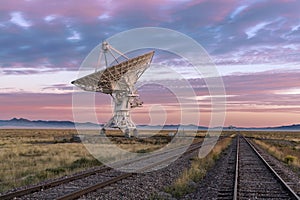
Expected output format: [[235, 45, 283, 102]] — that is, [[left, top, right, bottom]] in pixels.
[[1, 69, 300, 126], [1, 0, 300, 126], [0, 0, 299, 72]]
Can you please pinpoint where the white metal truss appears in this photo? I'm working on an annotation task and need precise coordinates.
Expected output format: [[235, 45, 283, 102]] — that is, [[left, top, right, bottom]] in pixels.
[[72, 42, 154, 137]]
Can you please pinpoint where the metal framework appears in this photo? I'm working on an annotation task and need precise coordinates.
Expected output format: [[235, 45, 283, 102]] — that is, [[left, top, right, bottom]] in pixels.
[[72, 41, 154, 137]]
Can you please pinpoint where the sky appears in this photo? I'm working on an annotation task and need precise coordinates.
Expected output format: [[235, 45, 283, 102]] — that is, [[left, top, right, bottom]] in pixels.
[[1, 0, 300, 127]]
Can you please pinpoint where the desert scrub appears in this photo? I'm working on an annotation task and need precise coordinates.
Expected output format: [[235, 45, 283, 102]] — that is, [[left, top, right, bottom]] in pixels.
[[0, 129, 174, 193], [253, 139, 300, 168], [241, 131, 300, 142], [0, 143, 98, 193], [0, 129, 99, 193], [253, 139, 284, 159], [164, 137, 232, 198], [284, 155, 297, 165]]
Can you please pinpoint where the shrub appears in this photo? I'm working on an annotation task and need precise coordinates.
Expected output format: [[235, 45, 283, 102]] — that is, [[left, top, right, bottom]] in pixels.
[[284, 155, 297, 165], [68, 158, 101, 170], [22, 175, 37, 185], [163, 138, 232, 198], [46, 167, 66, 175]]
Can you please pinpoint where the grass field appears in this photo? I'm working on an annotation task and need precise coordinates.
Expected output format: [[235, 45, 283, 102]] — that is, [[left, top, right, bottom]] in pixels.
[[0, 128, 207, 193], [2, 129, 295, 194], [161, 136, 233, 198], [0, 129, 98, 192], [155, 131, 300, 198], [241, 131, 300, 173]]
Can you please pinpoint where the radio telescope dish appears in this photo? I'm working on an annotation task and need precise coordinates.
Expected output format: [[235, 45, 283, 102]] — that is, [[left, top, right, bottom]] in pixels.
[[72, 41, 154, 137]]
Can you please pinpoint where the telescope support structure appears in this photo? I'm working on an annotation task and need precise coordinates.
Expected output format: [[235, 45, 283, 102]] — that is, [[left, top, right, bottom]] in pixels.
[[101, 90, 142, 137], [72, 41, 154, 138]]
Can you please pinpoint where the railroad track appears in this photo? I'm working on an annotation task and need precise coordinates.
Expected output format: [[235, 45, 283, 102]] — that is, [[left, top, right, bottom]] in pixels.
[[213, 135, 299, 200], [234, 136, 300, 200], [0, 137, 210, 200], [214, 137, 237, 199]]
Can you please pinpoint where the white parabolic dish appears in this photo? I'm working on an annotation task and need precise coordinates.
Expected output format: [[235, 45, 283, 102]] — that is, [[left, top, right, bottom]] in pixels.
[[72, 42, 154, 137]]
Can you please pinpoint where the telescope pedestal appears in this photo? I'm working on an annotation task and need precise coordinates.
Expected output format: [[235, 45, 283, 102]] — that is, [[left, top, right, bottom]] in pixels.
[[101, 90, 139, 138], [71, 42, 154, 138]]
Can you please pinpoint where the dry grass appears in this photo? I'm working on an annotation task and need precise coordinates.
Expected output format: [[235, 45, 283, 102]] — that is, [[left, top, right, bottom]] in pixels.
[[0, 129, 233, 193], [0, 129, 100, 193], [164, 137, 232, 198], [0, 129, 185, 193], [242, 131, 300, 142], [253, 139, 300, 168], [242, 131, 300, 175], [240, 131, 300, 169]]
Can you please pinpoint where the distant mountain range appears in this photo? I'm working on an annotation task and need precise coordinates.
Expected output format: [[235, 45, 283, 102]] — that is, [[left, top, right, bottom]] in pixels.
[[0, 118, 100, 129], [0, 118, 299, 130]]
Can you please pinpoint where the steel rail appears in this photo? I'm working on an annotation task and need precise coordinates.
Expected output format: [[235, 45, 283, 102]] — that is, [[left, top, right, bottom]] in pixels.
[[244, 136, 300, 200], [0, 138, 207, 199], [0, 136, 229, 200], [233, 135, 239, 200], [57, 141, 204, 200], [0, 167, 111, 200]]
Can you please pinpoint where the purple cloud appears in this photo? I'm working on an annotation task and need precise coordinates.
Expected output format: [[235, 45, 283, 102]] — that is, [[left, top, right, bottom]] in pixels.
[[1, 0, 300, 126]]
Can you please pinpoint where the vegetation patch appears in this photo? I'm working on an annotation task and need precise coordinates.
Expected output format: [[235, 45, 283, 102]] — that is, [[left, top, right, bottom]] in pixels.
[[163, 137, 232, 198], [45, 167, 66, 175], [284, 155, 297, 165], [43, 158, 101, 176], [67, 158, 101, 170], [253, 139, 300, 169], [0, 129, 101, 193]]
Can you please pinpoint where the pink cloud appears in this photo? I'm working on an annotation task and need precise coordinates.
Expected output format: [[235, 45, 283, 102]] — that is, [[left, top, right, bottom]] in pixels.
[[1, 0, 107, 23], [2, 70, 299, 127], [0, 0, 242, 26], [1, 0, 300, 127]]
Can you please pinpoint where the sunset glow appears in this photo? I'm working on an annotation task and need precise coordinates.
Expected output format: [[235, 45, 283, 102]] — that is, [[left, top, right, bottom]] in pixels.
[[1, 0, 300, 127]]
